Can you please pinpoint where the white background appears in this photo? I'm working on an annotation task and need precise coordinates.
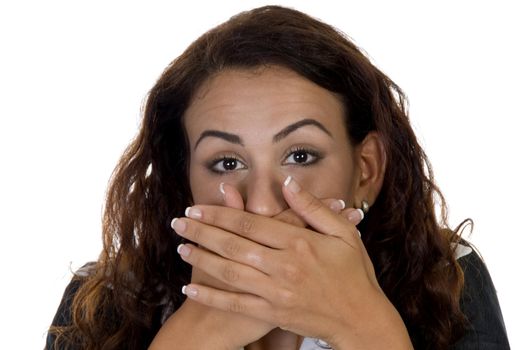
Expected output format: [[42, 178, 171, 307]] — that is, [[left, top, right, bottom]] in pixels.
[[1, 1, 524, 348]]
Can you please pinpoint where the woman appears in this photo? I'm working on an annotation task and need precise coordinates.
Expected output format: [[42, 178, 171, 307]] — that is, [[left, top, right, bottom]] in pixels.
[[46, 5, 509, 349]]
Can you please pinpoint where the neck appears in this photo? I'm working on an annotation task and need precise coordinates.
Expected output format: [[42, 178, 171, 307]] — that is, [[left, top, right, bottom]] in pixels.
[[245, 329, 302, 350]]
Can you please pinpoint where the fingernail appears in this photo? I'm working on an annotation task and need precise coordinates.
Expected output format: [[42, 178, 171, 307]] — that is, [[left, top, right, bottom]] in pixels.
[[283, 175, 301, 193], [182, 285, 198, 297], [177, 243, 191, 257], [185, 206, 202, 219], [219, 182, 226, 195], [357, 208, 364, 220], [171, 218, 187, 233], [329, 199, 346, 211], [347, 209, 364, 224]]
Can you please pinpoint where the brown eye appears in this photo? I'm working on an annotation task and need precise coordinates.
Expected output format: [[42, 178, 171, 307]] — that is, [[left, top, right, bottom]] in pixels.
[[210, 156, 247, 174], [283, 148, 320, 166], [223, 158, 238, 170], [293, 150, 309, 163]]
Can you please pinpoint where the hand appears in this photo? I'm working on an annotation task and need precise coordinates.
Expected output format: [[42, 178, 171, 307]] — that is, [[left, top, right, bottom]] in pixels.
[[172, 177, 411, 348], [175, 184, 274, 349], [189, 183, 357, 348], [152, 185, 277, 350], [213, 183, 361, 349], [151, 180, 370, 350], [190, 182, 363, 296]]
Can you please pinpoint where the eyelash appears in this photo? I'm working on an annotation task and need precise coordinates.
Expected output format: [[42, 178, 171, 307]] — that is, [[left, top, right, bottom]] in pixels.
[[283, 146, 322, 167], [206, 146, 323, 175], [207, 154, 247, 175]]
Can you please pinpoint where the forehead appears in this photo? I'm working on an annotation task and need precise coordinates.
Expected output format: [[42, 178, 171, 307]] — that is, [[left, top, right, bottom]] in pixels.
[[183, 66, 346, 139]]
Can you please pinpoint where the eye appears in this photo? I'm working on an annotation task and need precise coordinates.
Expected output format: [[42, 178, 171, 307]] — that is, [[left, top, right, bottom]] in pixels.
[[283, 147, 321, 166], [209, 156, 247, 174]]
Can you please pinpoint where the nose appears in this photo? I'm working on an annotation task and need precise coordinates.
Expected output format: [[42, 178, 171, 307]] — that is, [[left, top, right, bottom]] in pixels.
[[243, 170, 287, 217]]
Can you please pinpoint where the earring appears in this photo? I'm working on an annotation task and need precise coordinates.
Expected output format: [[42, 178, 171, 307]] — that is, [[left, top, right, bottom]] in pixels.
[[361, 200, 370, 214]]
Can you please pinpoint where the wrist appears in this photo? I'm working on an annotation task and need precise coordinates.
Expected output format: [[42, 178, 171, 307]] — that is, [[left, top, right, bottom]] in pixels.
[[329, 293, 413, 350], [150, 300, 237, 350]]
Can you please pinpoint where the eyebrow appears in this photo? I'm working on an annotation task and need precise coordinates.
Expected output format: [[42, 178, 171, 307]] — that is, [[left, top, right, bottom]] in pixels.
[[193, 118, 332, 150], [272, 118, 332, 143], [194, 130, 243, 150]]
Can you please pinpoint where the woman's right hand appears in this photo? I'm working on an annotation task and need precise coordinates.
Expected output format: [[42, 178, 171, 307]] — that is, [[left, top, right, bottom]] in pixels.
[[150, 184, 275, 350]]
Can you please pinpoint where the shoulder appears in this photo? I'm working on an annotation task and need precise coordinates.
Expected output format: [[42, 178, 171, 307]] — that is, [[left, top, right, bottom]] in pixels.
[[452, 244, 510, 349], [45, 263, 96, 349], [456, 245, 501, 311], [50, 263, 96, 325]]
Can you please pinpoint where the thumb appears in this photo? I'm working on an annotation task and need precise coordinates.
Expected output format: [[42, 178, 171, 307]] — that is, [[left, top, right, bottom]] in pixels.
[[273, 198, 347, 228], [282, 176, 360, 244], [283, 176, 379, 287]]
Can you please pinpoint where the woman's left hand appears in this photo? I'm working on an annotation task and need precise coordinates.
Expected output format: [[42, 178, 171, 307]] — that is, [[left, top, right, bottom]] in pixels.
[[171, 176, 412, 349]]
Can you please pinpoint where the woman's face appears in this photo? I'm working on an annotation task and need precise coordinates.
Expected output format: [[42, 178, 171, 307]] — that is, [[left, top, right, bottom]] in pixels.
[[184, 66, 360, 216]]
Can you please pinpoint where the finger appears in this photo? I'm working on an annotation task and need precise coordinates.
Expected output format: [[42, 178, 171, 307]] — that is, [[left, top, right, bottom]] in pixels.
[[272, 209, 307, 228], [272, 208, 306, 227], [181, 283, 274, 323], [341, 208, 365, 226], [327, 198, 346, 213], [182, 206, 296, 249], [178, 243, 274, 297], [172, 218, 278, 273], [219, 184, 346, 234], [220, 182, 244, 210], [282, 176, 360, 244], [273, 198, 345, 228]]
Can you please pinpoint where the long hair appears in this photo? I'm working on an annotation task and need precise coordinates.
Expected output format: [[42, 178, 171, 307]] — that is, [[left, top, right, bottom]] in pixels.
[[49, 6, 467, 349]]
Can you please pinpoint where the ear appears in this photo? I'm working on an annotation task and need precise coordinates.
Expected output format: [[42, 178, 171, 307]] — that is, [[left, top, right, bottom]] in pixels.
[[354, 132, 386, 208]]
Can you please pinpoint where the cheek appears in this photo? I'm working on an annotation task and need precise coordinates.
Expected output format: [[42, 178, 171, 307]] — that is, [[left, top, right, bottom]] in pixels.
[[290, 160, 355, 203], [188, 164, 224, 205]]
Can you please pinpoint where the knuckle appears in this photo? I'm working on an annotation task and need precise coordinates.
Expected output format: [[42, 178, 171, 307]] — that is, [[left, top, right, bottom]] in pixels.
[[222, 237, 241, 258], [227, 296, 245, 313], [246, 248, 265, 269], [238, 216, 256, 237], [282, 262, 303, 284], [274, 287, 295, 305], [204, 207, 219, 227], [222, 263, 240, 283], [190, 248, 204, 266], [187, 223, 202, 243], [202, 290, 214, 305], [290, 236, 313, 255], [301, 195, 324, 216]]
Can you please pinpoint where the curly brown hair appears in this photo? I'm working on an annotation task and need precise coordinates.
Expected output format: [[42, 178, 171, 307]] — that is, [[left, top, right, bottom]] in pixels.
[[49, 5, 467, 349]]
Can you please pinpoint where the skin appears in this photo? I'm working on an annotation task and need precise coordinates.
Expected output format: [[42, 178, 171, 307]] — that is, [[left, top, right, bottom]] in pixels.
[[149, 66, 412, 349], [186, 66, 359, 212]]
